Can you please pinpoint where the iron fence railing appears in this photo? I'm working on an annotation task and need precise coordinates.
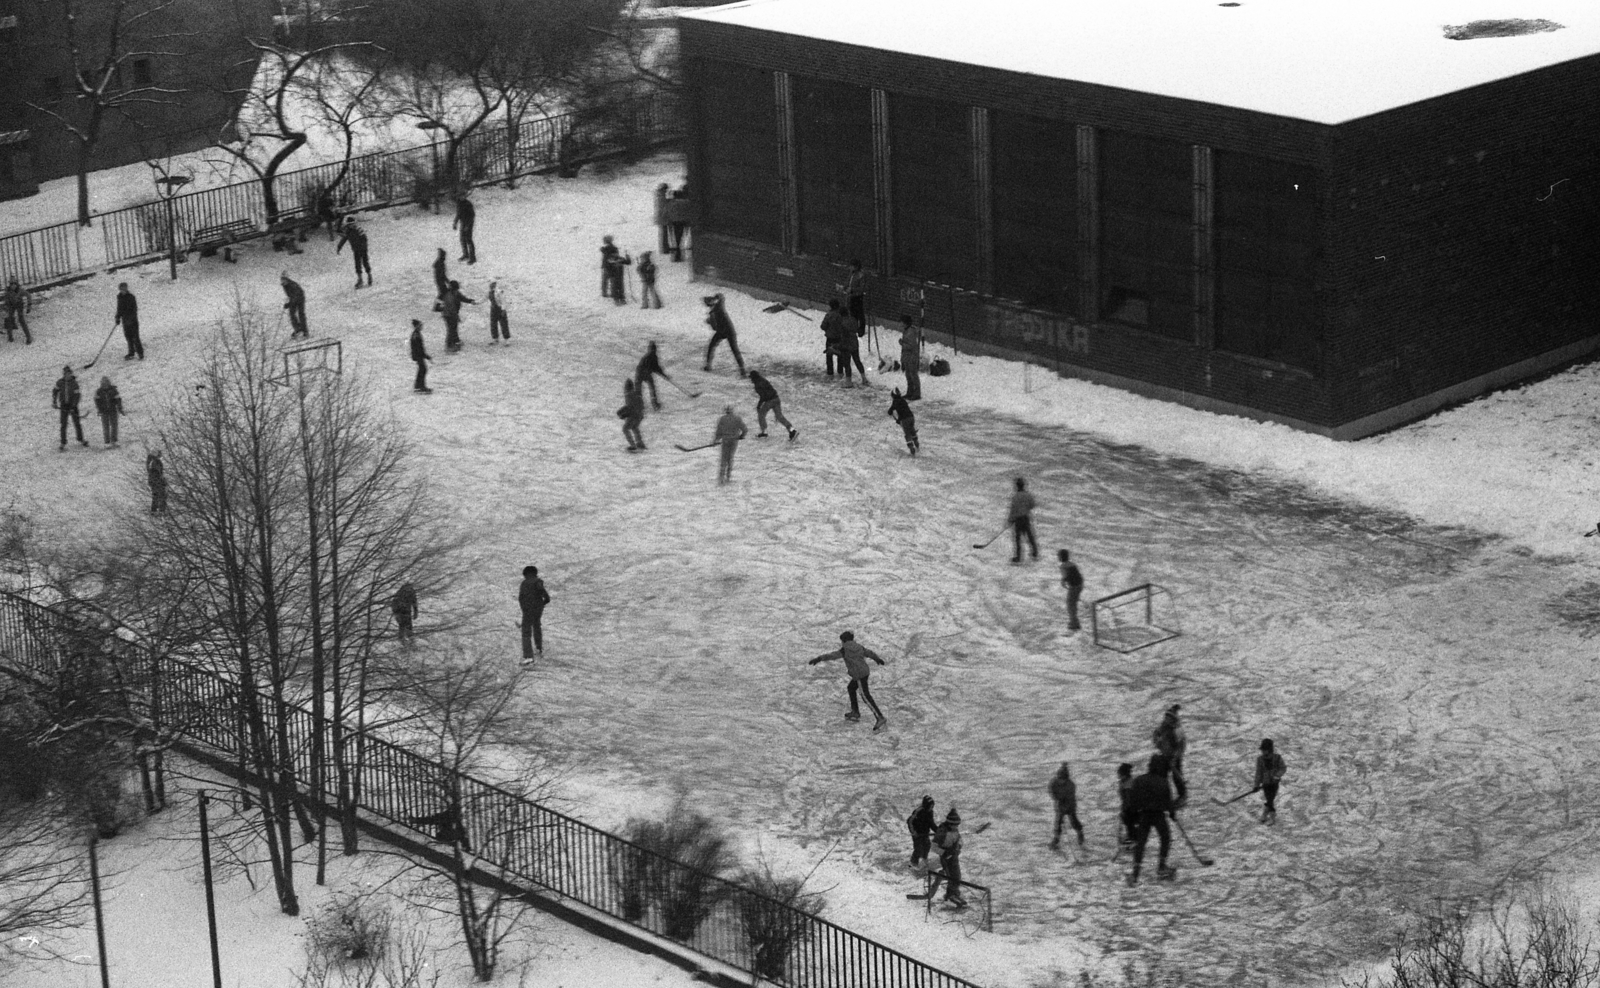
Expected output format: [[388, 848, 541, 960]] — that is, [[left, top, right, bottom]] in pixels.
[[0, 89, 682, 285], [0, 590, 983, 988]]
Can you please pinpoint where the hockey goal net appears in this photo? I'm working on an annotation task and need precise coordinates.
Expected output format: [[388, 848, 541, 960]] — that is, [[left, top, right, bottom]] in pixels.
[[1091, 583, 1180, 653]]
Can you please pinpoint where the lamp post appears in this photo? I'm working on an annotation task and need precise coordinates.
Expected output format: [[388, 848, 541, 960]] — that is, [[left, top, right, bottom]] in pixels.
[[156, 175, 192, 281], [416, 121, 443, 212]]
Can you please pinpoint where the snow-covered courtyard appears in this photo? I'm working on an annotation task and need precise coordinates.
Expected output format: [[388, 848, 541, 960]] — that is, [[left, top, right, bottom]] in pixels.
[[4, 151, 1600, 987]]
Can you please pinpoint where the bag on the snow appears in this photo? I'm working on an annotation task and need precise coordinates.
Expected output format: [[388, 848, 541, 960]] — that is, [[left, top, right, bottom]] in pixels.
[[929, 358, 950, 377]]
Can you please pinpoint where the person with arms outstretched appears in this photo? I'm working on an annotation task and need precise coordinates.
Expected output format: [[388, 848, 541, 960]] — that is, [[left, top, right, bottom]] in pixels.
[[808, 630, 888, 731]]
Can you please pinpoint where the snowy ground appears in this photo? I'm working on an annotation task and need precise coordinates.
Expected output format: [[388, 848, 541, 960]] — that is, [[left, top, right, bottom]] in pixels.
[[3, 151, 1600, 988]]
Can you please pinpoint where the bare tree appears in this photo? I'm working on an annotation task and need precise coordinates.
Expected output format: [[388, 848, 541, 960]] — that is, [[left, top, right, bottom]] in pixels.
[[26, 0, 194, 226], [299, 51, 387, 209], [0, 799, 92, 964]]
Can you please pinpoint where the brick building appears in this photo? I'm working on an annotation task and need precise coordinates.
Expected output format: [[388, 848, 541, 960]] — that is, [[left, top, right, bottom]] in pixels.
[[679, 0, 1600, 438], [0, 0, 263, 201]]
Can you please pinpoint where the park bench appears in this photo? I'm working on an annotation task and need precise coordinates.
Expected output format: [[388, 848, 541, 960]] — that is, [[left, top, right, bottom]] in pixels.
[[268, 205, 318, 254], [190, 219, 258, 260]]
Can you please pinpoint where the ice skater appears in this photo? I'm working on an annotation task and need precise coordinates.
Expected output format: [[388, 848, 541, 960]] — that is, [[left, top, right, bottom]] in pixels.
[[1152, 704, 1188, 806], [599, 235, 623, 299], [618, 378, 646, 451], [807, 630, 888, 731], [439, 280, 476, 352], [836, 307, 867, 385], [147, 450, 168, 514], [1254, 738, 1286, 824], [519, 565, 552, 661], [1058, 550, 1084, 630], [841, 258, 867, 336], [1048, 762, 1084, 850], [115, 282, 141, 359], [1126, 755, 1177, 885], [1007, 477, 1039, 563], [453, 194, 476, 263], [702, 293, 746, 376], [638, 251, 661, 308], [820, 299, 844, 376], [409, 319, 432, 393], [906, 795, 936, 869], [391, 582, 418, 641], [433, 248, 450, 299], [898, 314, 922, 400], [281, 272, 308, 338], [713, 403, 747, 485], [634, 341, 670, 411], [926, 809, 967, 906], [4, 275, 31, 344], [93, 375, 123, 447], [52, 365, 89, 451], [487, 280, 510, 342], [748, 371, 797, 440], [888, 387, 919, 455], [1116, 762, 1136, 849], [336, 218, 373, 288]]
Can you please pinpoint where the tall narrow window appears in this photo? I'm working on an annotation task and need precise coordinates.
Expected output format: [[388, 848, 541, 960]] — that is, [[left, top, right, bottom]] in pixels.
[[888, 92, 976, 287], [695, 59, 780, 246], [1099, 130, 1193, 340], [990, 111, 1077, 313], [792, 76, 875, 265], [1213, 151, 1320, 369]]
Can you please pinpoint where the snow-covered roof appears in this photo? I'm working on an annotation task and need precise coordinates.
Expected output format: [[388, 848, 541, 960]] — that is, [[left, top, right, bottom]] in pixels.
[[680, 0, 1600, 124]]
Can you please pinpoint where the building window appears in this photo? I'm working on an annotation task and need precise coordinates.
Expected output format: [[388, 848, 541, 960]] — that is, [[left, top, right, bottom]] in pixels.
[[1099, 130, 1193, 340], [793, 76, 875, 265], [990, 110, 1077, 314], [132, 59, 153, 87], [1213, 151, 1320, 369], [889, 93, 976, 287], [693, 59, 780, 246]]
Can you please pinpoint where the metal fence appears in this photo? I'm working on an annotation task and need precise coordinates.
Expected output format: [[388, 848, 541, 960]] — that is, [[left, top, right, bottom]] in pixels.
[[0, 89, 681, 287], [0, 590, 984, 988]]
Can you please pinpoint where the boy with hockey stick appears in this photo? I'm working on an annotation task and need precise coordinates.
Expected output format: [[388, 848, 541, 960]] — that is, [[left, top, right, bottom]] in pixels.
[[924, 809, 967, 907], [713, 404, 747, 485], [635, 341, 671, 411], [703, 293, 746, 376], [748, 370, 797, 440], [1255, 738, 1286, 823], [888, 387, 919, 455], [1008, 477, 1039, 562], [1126, 755, 1178, 885], [1152, 704, 1188, 806], [618, 378, 646, 451], [807, 630, 888, 731]]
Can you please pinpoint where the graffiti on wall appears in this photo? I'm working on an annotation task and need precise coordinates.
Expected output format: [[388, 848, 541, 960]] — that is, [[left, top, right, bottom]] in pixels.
[[985, 306, 1090, 358]]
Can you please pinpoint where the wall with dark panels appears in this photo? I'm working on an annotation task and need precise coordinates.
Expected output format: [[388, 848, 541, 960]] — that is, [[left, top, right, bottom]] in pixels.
[[792, 75, 876, 264], [692, 59, 781, 246], [990, 110, 1077, 314], [678, 18, 1333, 163], [1322, 54, 1600, 422], [889, 92, 976, 286]]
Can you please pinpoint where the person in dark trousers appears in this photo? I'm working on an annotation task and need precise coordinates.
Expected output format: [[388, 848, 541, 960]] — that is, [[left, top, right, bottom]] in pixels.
[[703, 293, 746, 376], [147, 450, 168, 514], [888, 387, 919, 455], [433, 248, 450, 299], [1059, 550, 1084, 630], [1008, 478, 1039, 563], [439, 280, 476, 352], [836, 307, 867, 385], [899, 314, 922, 400], [907, 795, 937, 869], [1116, 762, 1137, 849], [1049, 762, 1084, 850], [634, 341, 670, 411], [453, 195, 476, 263], [409, 319, 432, 393], [605, 243, 631, 305], [391, 582, 418, 641], [619, 378, 646, 451], [115, 282, 141, 359], [713, 403, 747, 485], [336, 219, 373, 288], [52, 365, 89, 450], [519, 565, 551, 661], [926, 809, 967, 906], [1254, 738, 1286, 824], [599, 235, 621, 298], [749, 371, 798, 441], [487, 280, 510, 342], [316, 188, 339, 240], [281, 272, 308, 338], [669, 183, 689, 261], [820, 299, 844, 376], [841, 258, 867, 336], [637, 251, 661, 308], [654, 182, 672, 252], [1152, 704, 1188, 807], [1127, 754, 1178, 885], [4, 275, 31, 344], [93, 376, 123, 447], [808, 630, 888, 731]]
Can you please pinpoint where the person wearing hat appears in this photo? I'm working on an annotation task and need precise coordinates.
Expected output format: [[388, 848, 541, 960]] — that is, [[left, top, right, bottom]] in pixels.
[[1126, 754, 1177, 885], [702, 293, 746, 376], [1007, 477, 1039, 563], [887, 387, 919, 456], [599, 235, 622, 298], [712, 403, 748, 485], [807, 630, 888, 731], [747, 370, 797, 441], [1254, 739, 1287, 824], [93, 375, 123, 447], [927, 808, 966, 906], [1048, 762, 1084, 850], [906, 795, 937, 869], [637, 251, 662, 309], [51, 365, 89, 451], [518, 565, 552, 662], [634, 341, 671, 411], [898, 313, 922, 400], [1152, 704, 1188, 806], [281, 272, 308, 338], [409, 319, 432, 393], [439, 279, 476, 352]]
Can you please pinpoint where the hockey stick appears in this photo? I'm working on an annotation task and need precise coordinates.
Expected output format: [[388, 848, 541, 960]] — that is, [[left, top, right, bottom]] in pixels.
[[1172, 816, 1214, 867], [1211, 788, 1260, 807], [971, 525, 1009, 550], [82, 324, 121, 370], [674, 442, 719, 453], [1585, 520, 1600, 538], [666, 377, 702, 399]]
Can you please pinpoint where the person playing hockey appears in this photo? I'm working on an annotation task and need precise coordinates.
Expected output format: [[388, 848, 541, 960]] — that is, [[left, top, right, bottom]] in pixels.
[[1059, 549, 1084, 630], [713, 404, 747, 485], [1254, 738, 1286, 824], [1152, 704, 1188, 806], [454, 195, 476, 264], [807, 630, 888, 731], [635, 341, 671, 411], [391, 582, 418, 641], [618, 378, 646, 451], [281, 272, 308, 338], [1008, 477, 1039, 563], [638, 251, 662, 308], [888, 387, 919, 455], [519, 565, 552, 661], [703, 293, 746, 376], [114, 282, 141, 359], [907, 795, 937, 869], [147, 450, 168, 514], [52, 365, 90, 451], [487, 280, 510, 342], [93, 376, 123, 447], [336, 219, 373, 288], [409, 319, 432, 393], [1126, 754, 1178, 885], [748, 370, 797, 440], [433, 248, 450, 299], [1048, 762, 1084, 850], [926, 809, 967, 906]]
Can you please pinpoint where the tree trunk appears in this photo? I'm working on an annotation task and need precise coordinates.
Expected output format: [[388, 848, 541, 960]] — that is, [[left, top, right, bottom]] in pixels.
[[75, 140, 93, 227], [503, 105, 519, 190]]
